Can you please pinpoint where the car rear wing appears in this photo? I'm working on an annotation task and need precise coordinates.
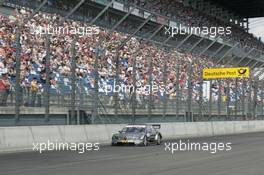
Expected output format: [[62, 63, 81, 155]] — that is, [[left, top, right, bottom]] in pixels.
[[152, 124, 161, 130]]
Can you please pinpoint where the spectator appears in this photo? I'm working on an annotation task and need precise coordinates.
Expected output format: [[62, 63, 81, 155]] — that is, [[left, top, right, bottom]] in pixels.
[[30, 78, 39, 107], [0, 73, 10, 106], [0, 7, 258, 108]]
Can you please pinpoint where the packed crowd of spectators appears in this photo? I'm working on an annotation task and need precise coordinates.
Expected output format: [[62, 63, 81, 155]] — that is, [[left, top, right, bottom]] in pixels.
[[33, 0, 263, 51], [117, 0, 264, 51], [0, 7, 261, 108]]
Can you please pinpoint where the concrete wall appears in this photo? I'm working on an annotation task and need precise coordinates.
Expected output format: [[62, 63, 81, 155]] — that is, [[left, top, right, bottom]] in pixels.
[[1, 121, 264, 153]]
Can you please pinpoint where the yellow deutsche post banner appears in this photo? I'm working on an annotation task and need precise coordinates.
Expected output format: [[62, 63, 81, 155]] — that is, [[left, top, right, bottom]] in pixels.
[[203, 67, 250, 79]]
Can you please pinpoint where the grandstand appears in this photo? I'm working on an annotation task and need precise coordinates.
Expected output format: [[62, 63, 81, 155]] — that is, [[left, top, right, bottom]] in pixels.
[[0, 0, 264, 126]]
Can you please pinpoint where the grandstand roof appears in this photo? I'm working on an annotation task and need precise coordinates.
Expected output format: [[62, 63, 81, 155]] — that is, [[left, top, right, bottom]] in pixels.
[[207, 0, 264, 18]]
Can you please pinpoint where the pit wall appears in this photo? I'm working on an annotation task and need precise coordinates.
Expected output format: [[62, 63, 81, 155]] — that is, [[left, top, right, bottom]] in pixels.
[[0, 121, 263, 152]]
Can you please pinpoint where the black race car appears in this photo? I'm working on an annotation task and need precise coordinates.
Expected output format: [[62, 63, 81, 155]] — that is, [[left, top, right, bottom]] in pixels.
[[111, 124, 162, 146]]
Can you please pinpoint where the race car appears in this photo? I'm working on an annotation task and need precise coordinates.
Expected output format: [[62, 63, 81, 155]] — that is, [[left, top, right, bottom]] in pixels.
[[111, 124, 162, 146]]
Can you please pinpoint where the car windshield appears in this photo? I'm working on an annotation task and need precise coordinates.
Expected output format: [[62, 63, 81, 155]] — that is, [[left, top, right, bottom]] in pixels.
[[122, 127, 145, 133]]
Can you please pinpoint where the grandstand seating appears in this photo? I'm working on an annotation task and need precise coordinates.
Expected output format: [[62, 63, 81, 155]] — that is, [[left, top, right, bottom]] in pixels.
[[0, 2, 262, 110]]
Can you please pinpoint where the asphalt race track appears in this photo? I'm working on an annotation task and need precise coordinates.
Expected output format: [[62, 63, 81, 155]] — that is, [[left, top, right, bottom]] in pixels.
[[1, 132, 264, 175]]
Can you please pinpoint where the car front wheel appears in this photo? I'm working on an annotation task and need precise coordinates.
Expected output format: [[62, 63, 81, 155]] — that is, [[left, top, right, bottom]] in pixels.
[[156, 134, 161, 145], [143, 136, 148, 146]]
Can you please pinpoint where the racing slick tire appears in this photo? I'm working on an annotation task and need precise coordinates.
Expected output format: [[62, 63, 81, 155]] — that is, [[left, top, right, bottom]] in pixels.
[[143, 136, 148, 146]]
